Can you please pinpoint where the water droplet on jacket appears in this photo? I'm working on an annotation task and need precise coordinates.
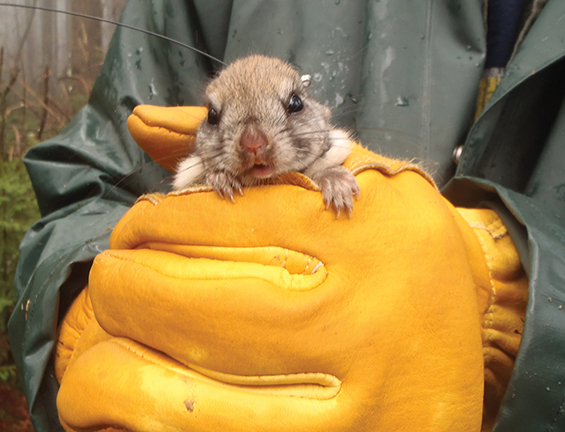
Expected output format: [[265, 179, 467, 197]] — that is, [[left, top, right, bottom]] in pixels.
[[335, 93, 344, 106], [149, 82, 158, 100], [395, 96, 409, 107], [136, 47, 144, 55], [326, 50, 335, 55], [466, 45, 472, 51], [313, 73, 323, 82]]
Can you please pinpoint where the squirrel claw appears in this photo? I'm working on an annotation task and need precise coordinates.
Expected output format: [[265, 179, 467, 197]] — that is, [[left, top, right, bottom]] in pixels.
[[314, 166, 359, 218], [207, 171, 243, 202]]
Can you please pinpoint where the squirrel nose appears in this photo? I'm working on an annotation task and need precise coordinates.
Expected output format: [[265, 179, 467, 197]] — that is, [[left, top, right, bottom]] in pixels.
[[240, 126, 268, 154]]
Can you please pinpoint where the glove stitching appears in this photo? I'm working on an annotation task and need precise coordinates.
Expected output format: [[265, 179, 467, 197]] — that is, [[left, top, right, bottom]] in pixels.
[[108, 338, 341, 400], [350, 162, 438, 192], [467, 220, 507, 240], [100, 251, 328, 291], [469, 228, 498, 339]]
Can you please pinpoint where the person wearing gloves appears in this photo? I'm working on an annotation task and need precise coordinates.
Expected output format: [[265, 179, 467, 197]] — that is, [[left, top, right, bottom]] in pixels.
[[8, 0, 565, 431]]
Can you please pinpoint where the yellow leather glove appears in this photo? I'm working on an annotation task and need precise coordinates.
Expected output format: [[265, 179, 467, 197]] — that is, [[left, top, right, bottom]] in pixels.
[[127, 105, 208, 171], [54, 106, 527, 432]]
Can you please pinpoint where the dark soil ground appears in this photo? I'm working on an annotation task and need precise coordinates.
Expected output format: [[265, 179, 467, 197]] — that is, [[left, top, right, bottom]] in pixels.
[[0, 382, 33, 431]]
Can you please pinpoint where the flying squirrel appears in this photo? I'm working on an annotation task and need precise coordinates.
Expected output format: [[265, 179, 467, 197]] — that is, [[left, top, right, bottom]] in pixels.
[[172, 55, 360, 216]]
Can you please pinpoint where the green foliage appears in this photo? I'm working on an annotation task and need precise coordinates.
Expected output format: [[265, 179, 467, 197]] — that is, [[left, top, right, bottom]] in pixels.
[[0, 158, 40, 382], [0, 365, 17, 383]]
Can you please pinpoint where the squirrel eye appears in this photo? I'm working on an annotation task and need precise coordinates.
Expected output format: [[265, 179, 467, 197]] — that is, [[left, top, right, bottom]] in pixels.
[[287, 93, 304, 114], [207, 107, 220, 125]]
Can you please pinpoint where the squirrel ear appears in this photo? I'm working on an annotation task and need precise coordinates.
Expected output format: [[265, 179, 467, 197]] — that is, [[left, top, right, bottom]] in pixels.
[[301, 74, 312, 88]]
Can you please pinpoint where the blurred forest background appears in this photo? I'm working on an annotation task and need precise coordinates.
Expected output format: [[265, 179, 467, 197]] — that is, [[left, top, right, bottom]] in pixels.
[[0, 1, 126, 429]]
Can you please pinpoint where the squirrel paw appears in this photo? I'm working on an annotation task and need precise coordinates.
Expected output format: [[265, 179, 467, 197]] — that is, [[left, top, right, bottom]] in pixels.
[[313, 166, 360, 218], [207, 171, 243, 202]]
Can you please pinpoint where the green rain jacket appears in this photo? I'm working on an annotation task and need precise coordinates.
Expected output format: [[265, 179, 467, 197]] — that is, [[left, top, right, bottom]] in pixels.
[[8, 0, 565, 430]]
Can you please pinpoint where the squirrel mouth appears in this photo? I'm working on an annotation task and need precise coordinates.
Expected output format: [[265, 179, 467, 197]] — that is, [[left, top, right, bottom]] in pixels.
[[250, 163, 275, 178]]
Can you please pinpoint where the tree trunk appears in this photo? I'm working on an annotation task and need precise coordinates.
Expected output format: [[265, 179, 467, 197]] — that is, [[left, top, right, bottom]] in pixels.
[[41, 0, 55, 72], [70, 0, 103, 86]]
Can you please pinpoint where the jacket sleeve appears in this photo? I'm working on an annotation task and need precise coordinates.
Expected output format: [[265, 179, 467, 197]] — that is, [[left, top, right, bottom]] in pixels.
[[446, 1, 565, 429]]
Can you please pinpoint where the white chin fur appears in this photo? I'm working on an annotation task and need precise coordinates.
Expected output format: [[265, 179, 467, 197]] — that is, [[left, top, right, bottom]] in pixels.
[[302, 129, 353, 177], [172, 156, 205, 190]]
